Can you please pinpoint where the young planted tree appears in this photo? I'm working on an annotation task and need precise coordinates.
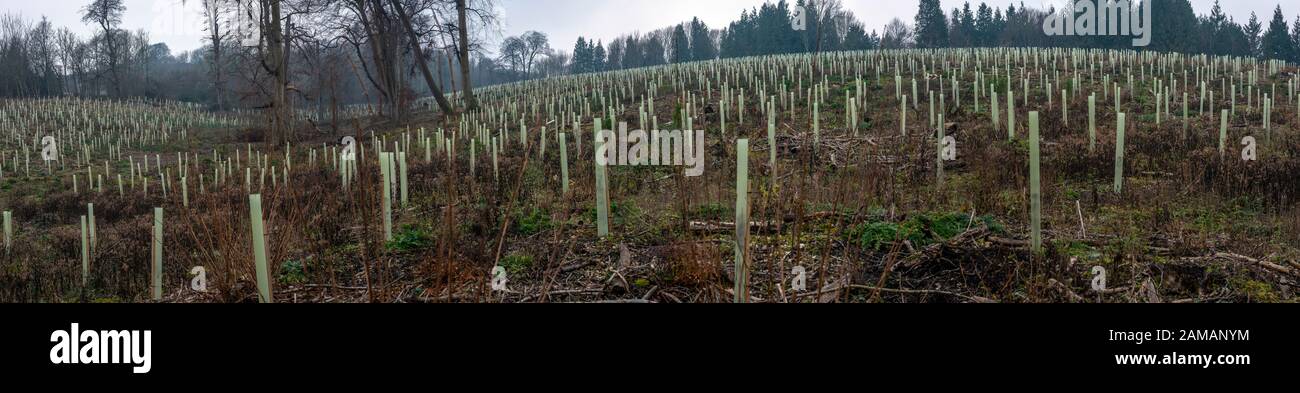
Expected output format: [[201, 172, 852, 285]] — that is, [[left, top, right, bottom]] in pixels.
[[734, 139, 750, 303], [1114, 113, 1127, 194], [1029, 111, 1041, 253], [152, 208, 163, 300], [249, 194, 272, 303]]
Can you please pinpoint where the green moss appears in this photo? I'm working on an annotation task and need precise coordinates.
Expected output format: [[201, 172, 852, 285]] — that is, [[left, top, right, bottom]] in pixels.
[[1230, 278, 1279, 302]]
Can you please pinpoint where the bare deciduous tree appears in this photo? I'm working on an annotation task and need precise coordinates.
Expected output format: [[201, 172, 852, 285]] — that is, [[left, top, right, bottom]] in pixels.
[[389, 0, 454, 114], [521, 31, 549, 76], [881, 17, 913, 49], [199, 0, 231, 110], [80, 0, 126, 96]]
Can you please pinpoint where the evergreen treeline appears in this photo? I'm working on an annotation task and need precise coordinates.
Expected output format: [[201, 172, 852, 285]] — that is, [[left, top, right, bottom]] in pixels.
[[572, 0, 878, 75], [570, 0, 1300, 76], [718, 0, 876, 58], [909, 0, 1300, 61]]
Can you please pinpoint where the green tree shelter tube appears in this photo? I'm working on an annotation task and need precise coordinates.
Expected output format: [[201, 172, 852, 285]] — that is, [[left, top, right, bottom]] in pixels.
[[250, 194, 272, 303], [1114, 113, 1127, 194], [1029, 112, 1042, 254], [733, 139, 750, 304], [594, 119, 609, 238], [152, 207, 163, 300]]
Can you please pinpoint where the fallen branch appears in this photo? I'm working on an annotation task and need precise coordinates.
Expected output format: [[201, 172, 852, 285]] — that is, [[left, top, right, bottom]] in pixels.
[[688, 212, 848, 233], [582, 299, 653, 304], [519, 288, 604, 303], [848, 285, 997, 303], [558, 259, 594, 273], [1211, 252, 1296, 276], [793, 282, 996, 303], [900, 227, 990, 269], [641, 286, 659, 301], [689, 221, 775, 233], [1048, 279, 1085, 302], [989, 236, 1030, 248]]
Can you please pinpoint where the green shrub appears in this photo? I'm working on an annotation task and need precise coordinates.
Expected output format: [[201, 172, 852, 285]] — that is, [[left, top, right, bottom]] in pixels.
[[279, 260, 307, 285], [586, 200, 641, 227], [927, 212, 970, 240], [387, 225, 432, 252], [692, 203, 729, 221], [852, 222, 913, 251], [514, 208, 553, 236], [852, 212, 1005, 250], [501, 254, 533, 275]]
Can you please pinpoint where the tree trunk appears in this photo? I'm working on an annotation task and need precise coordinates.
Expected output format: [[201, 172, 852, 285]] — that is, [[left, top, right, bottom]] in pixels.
[[213, 44, 225, 110], [209, 11, 225, 111], [100, 23, 122, 97], [389, 0, 454, 114], [358, 0, 401, 122], [263, 0, 289, 145], [455, 0, 478, 110], [445, 49, 456, 100], [283, 15, 293, 139]]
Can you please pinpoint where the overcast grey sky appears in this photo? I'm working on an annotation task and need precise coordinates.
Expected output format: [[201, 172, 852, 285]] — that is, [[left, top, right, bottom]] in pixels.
[[3, 0, 1293, 54]]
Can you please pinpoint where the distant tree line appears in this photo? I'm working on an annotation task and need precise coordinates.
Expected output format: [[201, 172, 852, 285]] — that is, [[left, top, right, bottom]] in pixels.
[[0, 10, 203, 100], [568, 0, 877, 75], [906, 0, 1300, 62], [560, 0, 1300, 78], [1, 0, 509, 130]]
